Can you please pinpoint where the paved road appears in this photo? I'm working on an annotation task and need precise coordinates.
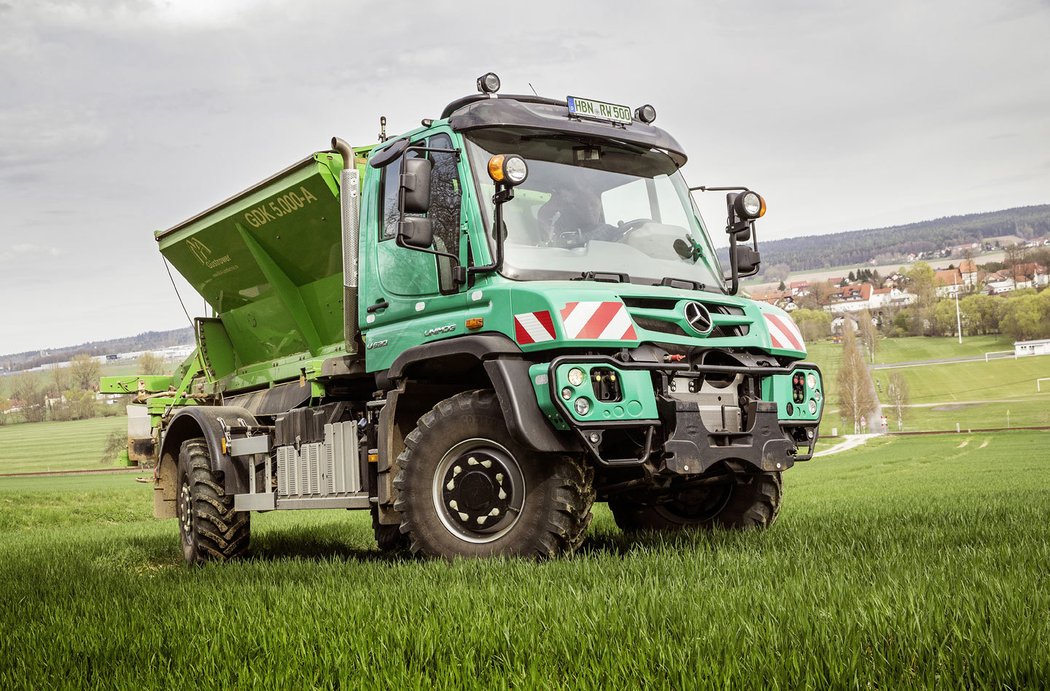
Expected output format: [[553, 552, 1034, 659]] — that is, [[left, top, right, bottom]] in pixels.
[[814, 433, 881, 457]]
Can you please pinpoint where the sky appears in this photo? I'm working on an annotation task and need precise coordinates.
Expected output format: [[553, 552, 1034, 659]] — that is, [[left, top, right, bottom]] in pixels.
[[1, 0, 1048, 354]]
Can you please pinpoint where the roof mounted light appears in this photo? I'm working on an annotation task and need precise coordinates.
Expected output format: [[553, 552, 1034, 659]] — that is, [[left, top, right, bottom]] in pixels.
[[635, 104, 657, 124], [476, 72, 501, 94]]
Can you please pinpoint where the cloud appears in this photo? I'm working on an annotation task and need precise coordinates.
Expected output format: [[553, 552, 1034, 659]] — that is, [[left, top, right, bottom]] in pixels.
[[0, 243, 61, 263]]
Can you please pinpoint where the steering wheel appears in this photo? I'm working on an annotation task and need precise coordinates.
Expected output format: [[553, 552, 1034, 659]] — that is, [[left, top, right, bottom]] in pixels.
[[616, 218, 654, 242]]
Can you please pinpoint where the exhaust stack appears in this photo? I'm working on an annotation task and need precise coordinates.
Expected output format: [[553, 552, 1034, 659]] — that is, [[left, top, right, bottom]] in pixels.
[[333, 137, 359, 354]]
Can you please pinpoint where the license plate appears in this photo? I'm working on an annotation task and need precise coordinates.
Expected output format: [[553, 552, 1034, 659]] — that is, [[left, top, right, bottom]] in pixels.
[[567, 96, 633, 125]]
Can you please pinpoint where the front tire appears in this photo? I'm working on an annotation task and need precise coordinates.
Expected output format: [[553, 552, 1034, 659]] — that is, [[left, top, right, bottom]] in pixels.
[[393, 390, 594, 559], [176, 438, 250, 565], [610, 471, 782, 533]]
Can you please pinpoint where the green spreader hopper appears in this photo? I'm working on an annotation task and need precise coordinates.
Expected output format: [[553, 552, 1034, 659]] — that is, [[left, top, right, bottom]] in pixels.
[[155, 147, 368, 380]]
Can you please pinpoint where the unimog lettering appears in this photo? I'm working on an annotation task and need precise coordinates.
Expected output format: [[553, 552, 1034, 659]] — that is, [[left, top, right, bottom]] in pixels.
[[106, 73, 824, 567]]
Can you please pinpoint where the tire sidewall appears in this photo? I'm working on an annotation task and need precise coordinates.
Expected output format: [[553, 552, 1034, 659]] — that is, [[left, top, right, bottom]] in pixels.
[[176, 444, 201, 564], [400, 398, 559, 558]]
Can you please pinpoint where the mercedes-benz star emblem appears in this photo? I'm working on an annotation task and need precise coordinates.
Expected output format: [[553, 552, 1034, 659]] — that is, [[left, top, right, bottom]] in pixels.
[[684, 301, 713, 335]]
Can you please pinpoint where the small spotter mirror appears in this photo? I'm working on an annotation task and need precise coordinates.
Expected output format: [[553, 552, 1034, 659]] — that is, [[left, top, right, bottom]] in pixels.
[[369, 138, 410, 169]]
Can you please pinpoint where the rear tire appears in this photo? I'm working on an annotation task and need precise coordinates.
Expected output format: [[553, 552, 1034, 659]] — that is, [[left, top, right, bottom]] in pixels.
[[372, 506, 409, 552], [176, 438, 250, 565], [610, 471, 782, 533], [393, 390, 594, 559]]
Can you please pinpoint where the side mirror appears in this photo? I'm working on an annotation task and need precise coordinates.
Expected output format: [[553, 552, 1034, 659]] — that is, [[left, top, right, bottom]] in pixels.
[[734, 245, 761, 275], [400, 157, 432, 214], [398, 217, 433, 249]]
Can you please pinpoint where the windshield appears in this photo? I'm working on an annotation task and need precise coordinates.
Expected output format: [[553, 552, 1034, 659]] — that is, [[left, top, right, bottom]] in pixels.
[[464, 128, 724, 291]]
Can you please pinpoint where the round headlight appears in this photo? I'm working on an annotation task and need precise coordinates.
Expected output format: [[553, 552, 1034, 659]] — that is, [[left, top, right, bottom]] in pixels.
[[806, 373, 817, 390], [561, 387, 573, 400], [504, 156, 528, 185], [634, 104, 657, 123], [808, 399, 818, 415], [734, 191, 766, 220], [574, 398, 591, 416], [476, 72, 501, 94], [487, 154, 529, 187], [567, 368, 585, 387], [814, 390, 822, 402]]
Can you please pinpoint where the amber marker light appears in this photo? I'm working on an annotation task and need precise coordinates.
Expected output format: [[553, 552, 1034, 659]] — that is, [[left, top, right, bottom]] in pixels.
[[466, 317, 484, 330]]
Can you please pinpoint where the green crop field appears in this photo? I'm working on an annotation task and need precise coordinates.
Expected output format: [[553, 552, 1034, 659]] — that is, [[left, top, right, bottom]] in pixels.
[[0, 416, 127, 474], [0, 431, 1046, 687]]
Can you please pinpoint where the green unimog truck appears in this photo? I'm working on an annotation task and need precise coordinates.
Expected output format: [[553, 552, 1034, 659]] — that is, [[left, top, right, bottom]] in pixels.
[[102, 74, 824, 564]]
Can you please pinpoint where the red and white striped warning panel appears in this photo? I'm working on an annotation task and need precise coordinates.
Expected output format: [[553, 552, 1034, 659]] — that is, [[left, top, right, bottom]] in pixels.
[[514, 310, 557, 345], [764, 312, 805, 351], [559, 301, 638, 341]]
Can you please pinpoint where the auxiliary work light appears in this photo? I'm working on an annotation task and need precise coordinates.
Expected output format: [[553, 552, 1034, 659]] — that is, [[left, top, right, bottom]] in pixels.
[[487, 154, 529, 186], [634, 104, 657, 123], [477, 72, 501, 94], [734, 190, 767, 220]]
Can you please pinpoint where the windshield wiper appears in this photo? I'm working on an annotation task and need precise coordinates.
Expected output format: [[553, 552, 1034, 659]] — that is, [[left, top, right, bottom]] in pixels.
[[572, 271, 630, 283], [657, 276, 705, 291]]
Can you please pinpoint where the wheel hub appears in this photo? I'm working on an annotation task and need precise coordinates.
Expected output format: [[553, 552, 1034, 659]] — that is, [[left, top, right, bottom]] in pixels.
[[432, 439, 525, 544], [179, 481, 193, 538]]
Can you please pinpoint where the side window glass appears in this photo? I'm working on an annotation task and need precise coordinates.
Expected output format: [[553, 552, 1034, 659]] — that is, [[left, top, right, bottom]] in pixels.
[[380, 157, 402, 240], [427, 133, 461, 258]]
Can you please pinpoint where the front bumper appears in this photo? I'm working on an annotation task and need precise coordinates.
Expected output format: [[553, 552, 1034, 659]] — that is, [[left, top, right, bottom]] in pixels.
[[535, 354, 822, 473]]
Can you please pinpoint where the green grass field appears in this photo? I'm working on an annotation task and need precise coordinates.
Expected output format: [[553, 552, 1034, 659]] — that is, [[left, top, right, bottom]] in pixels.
[[0, 416, 127, 474], [805, 337, 1050, 433], [0, 431, 1046, 687]]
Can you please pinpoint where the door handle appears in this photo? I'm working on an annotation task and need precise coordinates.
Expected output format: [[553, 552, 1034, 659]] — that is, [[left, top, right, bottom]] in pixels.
[[367, 299, 390, 314]]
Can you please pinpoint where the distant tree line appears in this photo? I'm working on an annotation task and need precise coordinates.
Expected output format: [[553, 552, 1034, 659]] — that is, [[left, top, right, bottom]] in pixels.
[[0, 352, 165, 426], [738, 204, 1050, 274], [0, 327, 193, 373]]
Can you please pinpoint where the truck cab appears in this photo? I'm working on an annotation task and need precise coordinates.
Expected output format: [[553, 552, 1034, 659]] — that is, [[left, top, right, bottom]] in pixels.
[[103, 75, 823, 563]]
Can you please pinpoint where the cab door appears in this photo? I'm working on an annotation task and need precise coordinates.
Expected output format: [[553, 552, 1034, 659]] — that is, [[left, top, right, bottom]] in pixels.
[[362, 131, 470, 366]]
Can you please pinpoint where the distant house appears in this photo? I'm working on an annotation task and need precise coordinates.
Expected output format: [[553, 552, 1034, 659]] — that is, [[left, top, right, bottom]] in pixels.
[[824, 283, 874, 313], [1012, 262, 1049, 289], [788, 280, 810, 297], [934, 268, 963, 297], [1014, 339, 1050, 357], [869, 286, 916, 310], [984, 271, 1015, 294], [959, 259, 979, 287]]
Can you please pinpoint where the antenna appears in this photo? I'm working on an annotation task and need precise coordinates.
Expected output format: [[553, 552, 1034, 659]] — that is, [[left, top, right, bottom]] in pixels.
[[378, 116, 387, 142], [528, 82, 539, 96]]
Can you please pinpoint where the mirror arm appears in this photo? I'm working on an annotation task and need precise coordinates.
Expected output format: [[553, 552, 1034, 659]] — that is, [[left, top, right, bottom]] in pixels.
[[467, 183, 512, 279], [725, 229, 741, 295]]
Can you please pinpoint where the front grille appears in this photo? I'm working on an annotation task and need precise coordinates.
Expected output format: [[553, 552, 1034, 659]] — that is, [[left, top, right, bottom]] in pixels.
[[632, 316, 689, 337], [623, 296, 750, 338]]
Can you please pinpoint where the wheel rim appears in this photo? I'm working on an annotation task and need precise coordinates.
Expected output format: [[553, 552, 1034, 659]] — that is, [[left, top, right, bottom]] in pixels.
[[178, 479, 193, 542], [432, 438, 525, 544], [656, 481, 734, 524]]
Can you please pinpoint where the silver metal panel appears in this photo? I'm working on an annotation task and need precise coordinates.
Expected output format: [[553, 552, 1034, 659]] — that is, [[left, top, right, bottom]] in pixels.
[[301, 442, 322, 495], [229, 435, 270, 456], [275, 494, 371, 511], [324, 421, 361, 494], [276, 446, 297, 497], [234, 492, 276, 511]]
